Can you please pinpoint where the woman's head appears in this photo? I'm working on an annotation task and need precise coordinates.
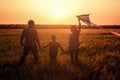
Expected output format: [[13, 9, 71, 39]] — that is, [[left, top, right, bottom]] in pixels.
[[70, 25, 77, 33]]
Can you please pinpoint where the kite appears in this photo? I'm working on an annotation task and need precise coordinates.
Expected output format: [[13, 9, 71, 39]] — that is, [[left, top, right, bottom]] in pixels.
[[77, 14, 120, 38]]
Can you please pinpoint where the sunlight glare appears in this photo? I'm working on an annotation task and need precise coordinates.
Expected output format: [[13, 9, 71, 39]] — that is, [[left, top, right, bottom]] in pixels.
[[52, 7, 66, 19]]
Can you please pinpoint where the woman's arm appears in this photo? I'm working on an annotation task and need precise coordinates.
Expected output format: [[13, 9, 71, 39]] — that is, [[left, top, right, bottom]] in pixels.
[[57, 43, 65, 52]]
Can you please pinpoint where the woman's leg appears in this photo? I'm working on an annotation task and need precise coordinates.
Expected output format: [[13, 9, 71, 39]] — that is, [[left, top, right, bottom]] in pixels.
[[70, 51, 74, 63], [75, 49, 79, 63]]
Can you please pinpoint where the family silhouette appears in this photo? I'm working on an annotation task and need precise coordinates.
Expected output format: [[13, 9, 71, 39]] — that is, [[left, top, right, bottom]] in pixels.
[[19, 19, 81, 66]]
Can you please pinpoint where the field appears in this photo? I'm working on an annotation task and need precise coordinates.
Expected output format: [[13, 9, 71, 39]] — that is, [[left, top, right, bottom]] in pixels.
[[0, 28, 120, 80]]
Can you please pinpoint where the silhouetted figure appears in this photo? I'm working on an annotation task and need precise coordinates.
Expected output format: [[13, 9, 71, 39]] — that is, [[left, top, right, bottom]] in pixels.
[[42, 35, 65, 63], [69, 19, 81, 63], [19, 20, 41, 66]]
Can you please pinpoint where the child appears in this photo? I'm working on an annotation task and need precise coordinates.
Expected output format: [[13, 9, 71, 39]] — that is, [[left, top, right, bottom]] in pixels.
[[42, 35, 65, 62]]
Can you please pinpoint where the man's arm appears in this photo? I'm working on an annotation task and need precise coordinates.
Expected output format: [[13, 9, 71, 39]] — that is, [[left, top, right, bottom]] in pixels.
[[42, 43, 51, 48], [36, 30, 41, 49], [20, 29, 25, 46]]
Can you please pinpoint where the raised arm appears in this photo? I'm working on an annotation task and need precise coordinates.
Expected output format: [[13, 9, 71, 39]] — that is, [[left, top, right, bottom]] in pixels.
[[78, 19, 81, 36]]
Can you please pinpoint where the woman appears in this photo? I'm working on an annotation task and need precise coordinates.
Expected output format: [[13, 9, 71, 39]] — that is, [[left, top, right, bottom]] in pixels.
[[69, 19, 81, 63]]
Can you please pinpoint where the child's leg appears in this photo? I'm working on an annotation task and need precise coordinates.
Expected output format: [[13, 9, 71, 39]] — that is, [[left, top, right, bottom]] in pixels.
[[50, 52, 57, 63], [53, 52, 57, 62], [50, 53, 53, 62]]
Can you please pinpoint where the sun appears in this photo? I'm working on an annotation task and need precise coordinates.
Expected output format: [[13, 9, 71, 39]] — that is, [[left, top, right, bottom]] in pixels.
[[52, 7, 66, 19]]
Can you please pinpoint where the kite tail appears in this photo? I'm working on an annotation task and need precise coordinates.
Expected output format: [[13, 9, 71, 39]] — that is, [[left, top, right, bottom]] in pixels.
[[91, 22, 120, 38], [108, 30, 120, 38]]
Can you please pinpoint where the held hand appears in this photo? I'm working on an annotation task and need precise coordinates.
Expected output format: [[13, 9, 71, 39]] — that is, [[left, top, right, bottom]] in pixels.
[[39, 46, 42, 49], [62, 50, 67, 54], [21, 43, 24, 46], [65, 49, 69, 54], [64, 50, 66, 52]]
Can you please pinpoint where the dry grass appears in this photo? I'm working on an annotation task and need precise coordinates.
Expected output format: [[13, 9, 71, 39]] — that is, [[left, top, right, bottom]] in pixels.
[[0, 29, 120, 80]]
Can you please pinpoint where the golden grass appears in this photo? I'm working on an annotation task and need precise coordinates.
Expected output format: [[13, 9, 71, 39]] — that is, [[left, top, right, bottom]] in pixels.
[[0, 29, 120, 80]]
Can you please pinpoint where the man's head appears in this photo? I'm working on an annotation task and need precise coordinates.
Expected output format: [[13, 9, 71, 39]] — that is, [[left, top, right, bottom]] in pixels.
[[51, 35, 56, 41], [28, 20, 35, 28], [70, 25, 77, 33]]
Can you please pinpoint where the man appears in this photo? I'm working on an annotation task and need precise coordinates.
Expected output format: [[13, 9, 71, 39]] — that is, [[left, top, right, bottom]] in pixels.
[[69, 19, 81, 63], [19, 20, 41, 66]]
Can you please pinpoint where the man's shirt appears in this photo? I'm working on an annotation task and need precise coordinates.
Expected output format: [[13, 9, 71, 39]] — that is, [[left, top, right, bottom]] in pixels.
[[21, 28, 39, 47]]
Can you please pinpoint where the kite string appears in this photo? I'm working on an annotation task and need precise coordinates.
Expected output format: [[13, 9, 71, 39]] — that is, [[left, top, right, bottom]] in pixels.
[[90, 22, 120, 38]]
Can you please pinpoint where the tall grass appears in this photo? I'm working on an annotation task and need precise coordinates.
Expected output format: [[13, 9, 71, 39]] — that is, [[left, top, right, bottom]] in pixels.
[[0, 29, 120, 80]]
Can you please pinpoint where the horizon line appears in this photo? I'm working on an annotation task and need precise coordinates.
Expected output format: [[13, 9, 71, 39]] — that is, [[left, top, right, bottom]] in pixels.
[[0, 24, 120, 26]]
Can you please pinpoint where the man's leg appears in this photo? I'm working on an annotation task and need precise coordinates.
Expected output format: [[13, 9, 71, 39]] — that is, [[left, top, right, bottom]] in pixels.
[[31, 46, 38, 63], [19, 47, 29, 66]]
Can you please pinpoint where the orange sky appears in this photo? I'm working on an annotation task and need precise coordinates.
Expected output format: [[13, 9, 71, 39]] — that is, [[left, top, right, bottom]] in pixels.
[[0, 0, 120, 25]]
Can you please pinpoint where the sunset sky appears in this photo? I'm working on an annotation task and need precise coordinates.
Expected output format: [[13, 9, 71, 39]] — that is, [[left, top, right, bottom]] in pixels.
[[0, 0, 120, 25]]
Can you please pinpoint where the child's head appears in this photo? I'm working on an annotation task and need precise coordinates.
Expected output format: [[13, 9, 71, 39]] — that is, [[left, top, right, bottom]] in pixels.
[[70, 25, 77, 33], [51, 35, 56, 41]]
